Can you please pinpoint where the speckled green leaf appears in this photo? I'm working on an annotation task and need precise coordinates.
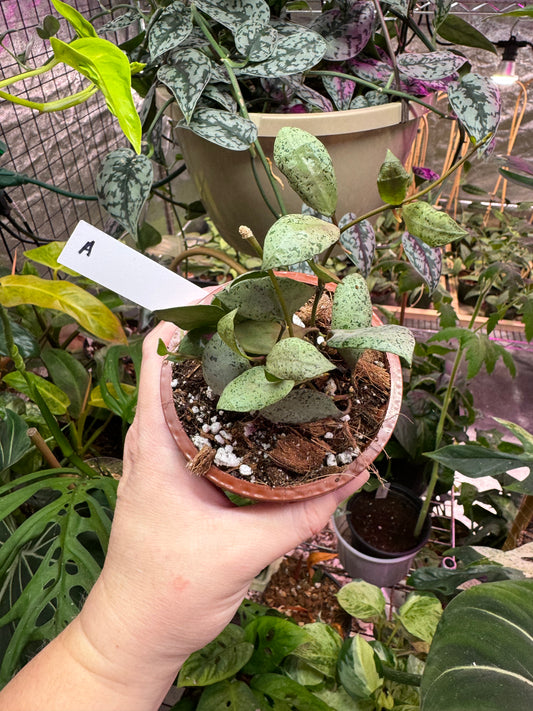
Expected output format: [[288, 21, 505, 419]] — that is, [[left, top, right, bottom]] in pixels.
[[234, 320, 283, 354], [332, 273, 372, 330], [195, 0, 270, 32], [377, 149, 411, 205], [182, 107, 257, 150], [217, 366, 294, 412], [96, 149, 153, 239], [397, 51, 467, 80], [202, 333, 250, 395], [266, 338, 333, 382], [262, 215, 340, 270], [339, 213, 375, 277], [217, 276, 314, 321], [437, 14, 498, 53], [3, 371, 70, 416], [402, 231, 442, 293], [448, 73, 501, 148], [260, 388, 341, 424], [310, 1, 374, 61], [274, 127, 337, 217], [402, 201, 468, 247], [235, 20, 277, 62], [148, 1, 193, 59], [241, 29, 327, 78], [157, 50, 211, 123], [328, 325, 415, 366], [217, 308, 249, 359], [155, 304, 225, 330]]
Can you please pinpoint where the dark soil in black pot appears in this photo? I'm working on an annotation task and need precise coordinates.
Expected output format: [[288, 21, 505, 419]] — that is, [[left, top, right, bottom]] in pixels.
[[347, 486, 431, 559]]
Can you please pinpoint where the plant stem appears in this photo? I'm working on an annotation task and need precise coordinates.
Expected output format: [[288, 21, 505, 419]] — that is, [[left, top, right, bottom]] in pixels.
[[170, 247, 247, 275], [0, 57, 59, 90], [267, 271, 294, 337], [0, 85, 99, 113], [380, 665, 421, 687]]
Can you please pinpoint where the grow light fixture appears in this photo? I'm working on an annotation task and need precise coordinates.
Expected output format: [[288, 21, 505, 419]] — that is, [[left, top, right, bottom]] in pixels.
[[491, 35, 530, 86]]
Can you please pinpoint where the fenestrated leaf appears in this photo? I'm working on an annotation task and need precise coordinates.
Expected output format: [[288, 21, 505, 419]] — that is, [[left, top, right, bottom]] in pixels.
[[339, 213, 375, 277], [0, 317, 39, 360], [328, 324, 415, 366], [310, 1, 374, 61], [448, 73, 501, 148], [437, 14, 498, 53], [337, 581, 386, 621], [260, 388, 342, 424], [338, 635, 382, 701], [0, 470, 117, 686], [96, 149, 153, 240], [397, 51, 467, 80], [262, 215, 340, 270], [241, 29, 327, 78], [178, 624, 253, 687], [155, 304, 225, 331], [234, 19, 277, 62], [0, 410, 30, 472], [377, 149, 411, 205], [182, 107, 257, 150], [202, 333, 250, 395], [23, 242, 78, 276], [266, 338, 333, 381], [398, 593, 442, 643], [217, 366, 294, 412], [0, 275, 127, 344], [157, 49, 211, 123], [148, 1, 193, 59], [216, 276, 314, 321], [331, 273, 372, 330], [41, 348, 90, 420], [194, 0, 270, 32], [291, 622, 343, 680], [402, 232, 442, 293], [421, 580, 533, 711], [50, 37, 141, 152], [2, 371, 70, 416], [402, 201, 468, 247], [233, 320, 283, 354], [273, 127, 337, 217]]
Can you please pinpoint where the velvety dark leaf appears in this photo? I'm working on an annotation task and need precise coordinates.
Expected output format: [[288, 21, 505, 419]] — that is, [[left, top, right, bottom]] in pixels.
[[402, 232, 442, 293], [0, 317, 39, 360], [41, 348, 90, 420], [155, 304, 225, 330], [425, 443, 531, 479]]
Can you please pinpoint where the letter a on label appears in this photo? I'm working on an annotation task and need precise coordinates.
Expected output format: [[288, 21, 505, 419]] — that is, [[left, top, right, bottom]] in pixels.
[[78, 240, 95, 257]]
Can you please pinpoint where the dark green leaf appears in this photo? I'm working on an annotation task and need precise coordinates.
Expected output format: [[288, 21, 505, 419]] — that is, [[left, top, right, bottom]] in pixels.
[[243, 616, 310, 675], [437, 15, 497, 53], [41, 348, 90, 420], [155, 304, 225, 330], [157, 50, 211, 123], [259, 388, 342, 424], [0, 410, 30, 472], [251, 673, 332, 710], [424, 443, 531, 480], [202, 333, 250, 395]]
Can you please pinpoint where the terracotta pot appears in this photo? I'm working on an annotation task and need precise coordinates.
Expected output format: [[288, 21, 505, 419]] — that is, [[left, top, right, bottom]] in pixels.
[[161, 273, 403, 502], [164, 97, 425, 254]]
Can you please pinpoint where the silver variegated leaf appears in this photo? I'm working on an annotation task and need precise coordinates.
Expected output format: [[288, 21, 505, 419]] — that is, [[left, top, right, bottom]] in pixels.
[[202, 333, 250, 395], [217, 276, 315, 321], [397, 51, 467, 81], [348, 57, 393, 86], [217, 309, 248, 359], [181, 107, 258, 150], [97, 9, 141, 34], [148, 1, 193, 60], [448, 73, 501, 148], [241, 30, 327, 78], [331, 273, 372, 330], [284, 77, 334, 112], [260, 389, 342, 424], [207, 60, 231, 84], [383, 0, 409, 16], [310, 2, 374, 61], [402, 231, 442, 294], [194, 0, 270, 32], [201, 84, 237, 113], [157, 50, 211, 123], [266, 338, 333, 382], [96, 149, 153, 239], [433, 0, 454, 30], [339, 212, 375, 277], [234, 20, 277, 62], [328, 325, 416, 366], [321, 74, 355, 110], [217, 366, 294, 412], [262, 215, 340, 270]]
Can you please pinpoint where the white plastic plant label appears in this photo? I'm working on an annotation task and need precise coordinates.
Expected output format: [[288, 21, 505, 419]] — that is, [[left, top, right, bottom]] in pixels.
[[58, 221, 204, 312]]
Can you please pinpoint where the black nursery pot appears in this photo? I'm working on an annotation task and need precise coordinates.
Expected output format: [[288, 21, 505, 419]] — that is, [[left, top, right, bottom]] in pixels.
[[347, 484, 432, 560]]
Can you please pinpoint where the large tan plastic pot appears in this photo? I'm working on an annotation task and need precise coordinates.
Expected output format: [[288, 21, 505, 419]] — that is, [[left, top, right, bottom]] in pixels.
[[166, 100, 424, 254], [160, 273, 404, 502]]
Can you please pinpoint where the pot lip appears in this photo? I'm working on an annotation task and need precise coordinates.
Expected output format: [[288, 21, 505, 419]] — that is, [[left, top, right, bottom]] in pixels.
[[160, 272, 403, 502]]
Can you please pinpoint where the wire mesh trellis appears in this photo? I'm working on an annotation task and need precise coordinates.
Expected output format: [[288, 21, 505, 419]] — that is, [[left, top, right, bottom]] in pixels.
[[0, 0, 135, 258]]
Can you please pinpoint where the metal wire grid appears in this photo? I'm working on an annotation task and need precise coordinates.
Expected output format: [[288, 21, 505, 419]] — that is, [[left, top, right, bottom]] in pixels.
[[0, 0, 131, 254]]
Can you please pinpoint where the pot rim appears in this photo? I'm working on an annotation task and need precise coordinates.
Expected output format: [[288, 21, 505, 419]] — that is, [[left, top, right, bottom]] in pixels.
[[160, 273, 403, 502]]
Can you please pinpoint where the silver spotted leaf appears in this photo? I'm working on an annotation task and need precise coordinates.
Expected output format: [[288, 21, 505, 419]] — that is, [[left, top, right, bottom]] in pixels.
[[158, 50, 211, 123], [377, 149, 412, 205], [201, 84, 237, 112], [339, 212, 376, 277], [331, 273, 372, 330], [266, 338, 334, 382], [148, 1, 193, 59], [310, 2, 374, 61], [433, 0, 453, 30], [234, 20, 277, 62], [273, 127, 337, 217], [217, 276, 315, 321], [217, 366, 294, 412], [260, 389, 342, 424], [402, 201, 468, 247], [96, 148, 153, 240], [402, 231, 442, 294], [321, 74, 355, 110], [448, 73, 501, 148], [328, 324, 416, 366], [283, 77, 334, 112], [194, 0, 270, 32], [233, 320, 283, 355], [181, 107, 257, 150], [202, 333, 250, 395], [217, 309, 248, 359], [397, 51, 467, 81], [385, 0, 409, 15], [241, 29, 327, 78], [262, 215, 340, 270], [97, 9, 141, 34]]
